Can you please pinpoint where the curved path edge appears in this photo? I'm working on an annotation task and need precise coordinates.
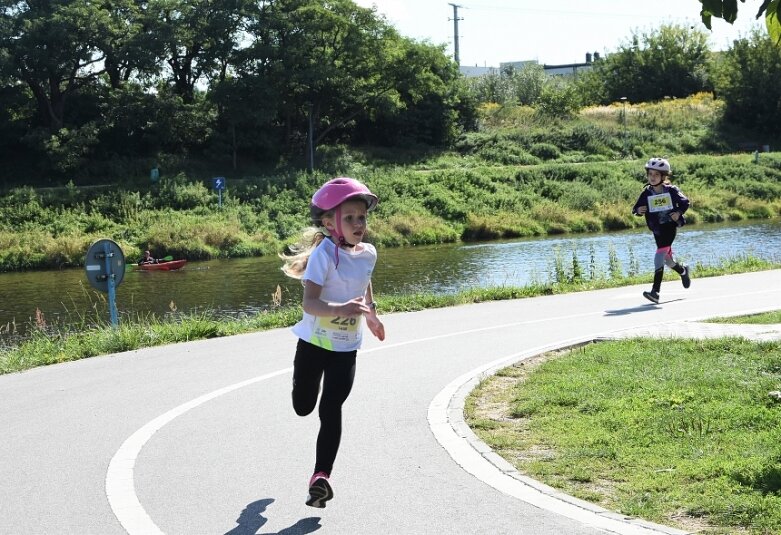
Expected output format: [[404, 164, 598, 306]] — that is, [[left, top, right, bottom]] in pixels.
[[428, 333, 693, 535], [105, 368, 293, 535]]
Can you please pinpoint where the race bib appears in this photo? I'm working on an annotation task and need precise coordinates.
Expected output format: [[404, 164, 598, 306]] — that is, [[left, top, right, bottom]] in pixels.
[[310, 315, 362, 350], [647, 193, 673, 213]]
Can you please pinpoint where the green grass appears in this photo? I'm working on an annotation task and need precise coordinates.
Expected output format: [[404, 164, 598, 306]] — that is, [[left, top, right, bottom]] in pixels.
[[467, 337, 781, 534], [706, 310, 781, 325]]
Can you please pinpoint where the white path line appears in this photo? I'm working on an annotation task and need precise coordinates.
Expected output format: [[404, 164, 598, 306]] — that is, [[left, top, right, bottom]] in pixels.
[[105, 368, 292, 535]]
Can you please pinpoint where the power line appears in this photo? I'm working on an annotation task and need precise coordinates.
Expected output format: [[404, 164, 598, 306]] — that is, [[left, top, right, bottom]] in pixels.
[[461, 3, 681, 20]]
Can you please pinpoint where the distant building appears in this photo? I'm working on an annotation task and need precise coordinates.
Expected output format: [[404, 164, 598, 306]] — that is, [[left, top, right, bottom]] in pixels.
[[460, 52, 601, 78], [459, 65, 500, 77], [544, 52, 600, 78]]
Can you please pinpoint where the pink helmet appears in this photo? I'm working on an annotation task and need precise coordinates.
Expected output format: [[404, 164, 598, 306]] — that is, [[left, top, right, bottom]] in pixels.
[[644, 157, 671, 174], [310, 177, 378, 224]]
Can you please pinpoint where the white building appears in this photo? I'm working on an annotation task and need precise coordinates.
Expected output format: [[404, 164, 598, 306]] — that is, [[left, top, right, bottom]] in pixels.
[[459, 65, 500, 77], [460, 52, 600, 78]]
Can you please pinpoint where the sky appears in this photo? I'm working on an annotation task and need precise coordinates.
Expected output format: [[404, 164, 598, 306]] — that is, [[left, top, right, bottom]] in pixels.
[[353, 0, 766, 67]]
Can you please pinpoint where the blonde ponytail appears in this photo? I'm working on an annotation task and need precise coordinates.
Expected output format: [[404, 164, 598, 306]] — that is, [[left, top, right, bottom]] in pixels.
[[280, 228, 328, 279]]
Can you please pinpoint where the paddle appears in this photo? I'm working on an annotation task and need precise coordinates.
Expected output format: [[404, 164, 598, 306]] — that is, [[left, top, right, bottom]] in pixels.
[[127, 255, 173, 269]]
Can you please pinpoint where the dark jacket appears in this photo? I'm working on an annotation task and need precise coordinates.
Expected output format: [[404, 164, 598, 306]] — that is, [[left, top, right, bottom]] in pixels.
[[632, 184, 690, 233]]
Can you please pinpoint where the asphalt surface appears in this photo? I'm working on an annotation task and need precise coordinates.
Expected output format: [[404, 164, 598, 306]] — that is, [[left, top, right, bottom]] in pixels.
[[1, 270, 780, 535]]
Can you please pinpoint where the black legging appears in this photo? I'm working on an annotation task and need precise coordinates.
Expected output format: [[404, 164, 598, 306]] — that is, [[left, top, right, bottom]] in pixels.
[[292, 338, 356, 476], [653, 222, 677, 249], [651, 222, 684, 292]]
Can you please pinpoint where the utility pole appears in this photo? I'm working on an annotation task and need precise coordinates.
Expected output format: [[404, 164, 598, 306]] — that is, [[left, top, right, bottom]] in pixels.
[[448, 3, 463, 66]]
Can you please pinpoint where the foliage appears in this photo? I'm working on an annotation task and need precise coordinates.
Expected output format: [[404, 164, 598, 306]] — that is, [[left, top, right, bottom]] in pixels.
[[4, 148, 781, 272], [581, 24, 712, 105], [0, 0, 473, 179], [464, 63, 547, 106], [712, 29, 781, 134], [529, 143, 561, 161], [535, 78, 583, 118]]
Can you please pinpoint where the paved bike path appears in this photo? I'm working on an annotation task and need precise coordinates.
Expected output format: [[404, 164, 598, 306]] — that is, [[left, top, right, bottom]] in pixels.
[[1, 270, 779, 535]]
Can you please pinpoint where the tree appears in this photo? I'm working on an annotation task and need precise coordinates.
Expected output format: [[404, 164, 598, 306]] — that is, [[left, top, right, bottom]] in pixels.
[[0, 0, 118, 130], [150, 0, 252, 102], [698, 0, 781, 43], [584, 24, 712, 104], [234, 0, 467, 162], [354, 38, 465, 147], [97, 0, 163, 89], [712, 28, 781, 133]]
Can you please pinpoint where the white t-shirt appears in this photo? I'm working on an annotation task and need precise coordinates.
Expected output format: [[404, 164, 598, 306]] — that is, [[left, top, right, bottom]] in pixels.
[[291, 239, 377, 352]]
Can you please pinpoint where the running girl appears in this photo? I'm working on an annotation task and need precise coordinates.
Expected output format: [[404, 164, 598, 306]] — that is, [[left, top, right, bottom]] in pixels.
[[280, 177, 385, 508], [632, 157, 691, 304]]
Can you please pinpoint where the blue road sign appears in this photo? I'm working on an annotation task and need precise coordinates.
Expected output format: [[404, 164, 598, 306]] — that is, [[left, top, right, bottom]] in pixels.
[[212, 177, 226, 190]]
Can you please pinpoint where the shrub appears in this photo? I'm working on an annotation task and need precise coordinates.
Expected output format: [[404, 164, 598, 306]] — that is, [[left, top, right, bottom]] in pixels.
[[462, 212, 545, 240], [155, 173, 212, 210], [530, 143, 561, 161]]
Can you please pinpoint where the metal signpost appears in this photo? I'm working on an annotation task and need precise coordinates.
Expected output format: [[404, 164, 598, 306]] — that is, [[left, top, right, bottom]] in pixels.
[[85, 239, 125, 327], [212, 176, 226, 208], [620, 96, 628, 158]]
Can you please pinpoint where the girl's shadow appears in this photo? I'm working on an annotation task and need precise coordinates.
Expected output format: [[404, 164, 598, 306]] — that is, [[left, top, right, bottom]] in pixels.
[[224, 498, 322, 535]]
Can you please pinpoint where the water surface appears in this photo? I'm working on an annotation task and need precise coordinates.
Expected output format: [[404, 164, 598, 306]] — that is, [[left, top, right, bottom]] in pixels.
[[1, 219, 779, 339]]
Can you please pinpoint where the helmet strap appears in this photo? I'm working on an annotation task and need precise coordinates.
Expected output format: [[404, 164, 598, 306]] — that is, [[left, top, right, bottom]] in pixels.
[[333, 205, 346, 268], [334, 206, 344, 244], [325, 205, 358, 269]]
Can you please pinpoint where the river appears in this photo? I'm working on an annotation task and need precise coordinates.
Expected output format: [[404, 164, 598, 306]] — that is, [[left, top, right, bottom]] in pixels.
[[1, 218, 779, 340]]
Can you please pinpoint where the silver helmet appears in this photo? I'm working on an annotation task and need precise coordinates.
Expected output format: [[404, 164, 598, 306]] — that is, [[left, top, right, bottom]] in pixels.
[[644, 157, 671, 174]]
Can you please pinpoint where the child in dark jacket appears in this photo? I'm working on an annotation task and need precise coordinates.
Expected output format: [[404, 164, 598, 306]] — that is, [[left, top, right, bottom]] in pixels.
[[632, 157, 691, 304]]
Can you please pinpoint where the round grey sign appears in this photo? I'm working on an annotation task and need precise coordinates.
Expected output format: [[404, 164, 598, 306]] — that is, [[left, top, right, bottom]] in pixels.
[[85, 239, 126, 292]]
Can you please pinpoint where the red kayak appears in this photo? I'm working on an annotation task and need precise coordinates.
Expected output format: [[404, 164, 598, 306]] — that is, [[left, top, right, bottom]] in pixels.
[[136, 259, 187, 271]]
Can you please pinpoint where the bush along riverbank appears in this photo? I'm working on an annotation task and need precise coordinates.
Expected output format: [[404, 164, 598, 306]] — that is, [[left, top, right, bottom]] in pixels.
[[1, 152, 781, 272], [1, 254, 777, 375]]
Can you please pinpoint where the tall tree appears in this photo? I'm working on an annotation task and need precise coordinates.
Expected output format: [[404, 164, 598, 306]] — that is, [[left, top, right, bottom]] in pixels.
[[97, 0, 163, 89], [0, 0, 116, 129], [237, 0, 466, 158], [150, 0, 251, 102], [712, 28, 781, 132], [584, 24, 712, 104]]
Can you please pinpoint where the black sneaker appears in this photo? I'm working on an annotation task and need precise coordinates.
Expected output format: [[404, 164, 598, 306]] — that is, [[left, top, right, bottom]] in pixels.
[[306, 472, 333, 508], [643, 290, 660, 304], [680, 265, 691, 289]]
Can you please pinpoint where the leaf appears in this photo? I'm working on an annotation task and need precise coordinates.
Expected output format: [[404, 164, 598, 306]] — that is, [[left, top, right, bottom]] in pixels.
[[767, 0, 781, 45], [757, 0, 774, 19], [722, 0, 739, 23], [700, 0, 724, 17], [701, 12, 713, 30], [699, 0, 722, 29]]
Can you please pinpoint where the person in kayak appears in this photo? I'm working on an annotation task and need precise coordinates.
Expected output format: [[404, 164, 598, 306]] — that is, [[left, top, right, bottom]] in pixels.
[[632, 157, 691, 304], [138, 250, 158, 265], [280, 177, 385, 508]]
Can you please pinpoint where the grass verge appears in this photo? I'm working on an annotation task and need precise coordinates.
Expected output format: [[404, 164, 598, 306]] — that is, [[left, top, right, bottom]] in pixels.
[[705, 310, 781, 325], [466, 338, 781, 534]]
